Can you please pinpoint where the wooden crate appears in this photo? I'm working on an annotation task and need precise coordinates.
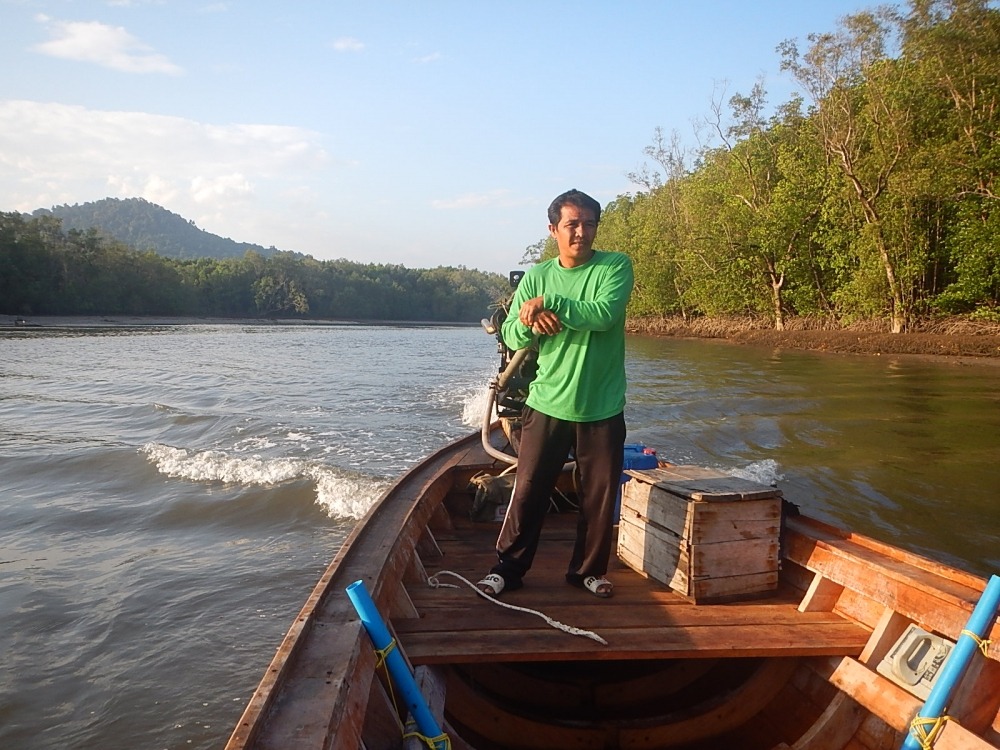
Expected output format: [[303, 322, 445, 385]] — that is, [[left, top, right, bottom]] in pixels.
[[617, 465, 782, 602]]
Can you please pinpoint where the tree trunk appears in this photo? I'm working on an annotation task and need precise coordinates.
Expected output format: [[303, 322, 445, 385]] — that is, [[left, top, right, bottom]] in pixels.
[[767, 261, 786, 331], [843, 168, 906, 333]]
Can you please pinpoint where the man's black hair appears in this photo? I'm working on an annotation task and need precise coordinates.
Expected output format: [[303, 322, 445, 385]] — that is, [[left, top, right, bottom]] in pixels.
[[547, 189, 602, 226]]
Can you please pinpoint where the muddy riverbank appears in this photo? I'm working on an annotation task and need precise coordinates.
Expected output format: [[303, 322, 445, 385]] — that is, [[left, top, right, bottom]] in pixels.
[[627, 315, 1000, 361]]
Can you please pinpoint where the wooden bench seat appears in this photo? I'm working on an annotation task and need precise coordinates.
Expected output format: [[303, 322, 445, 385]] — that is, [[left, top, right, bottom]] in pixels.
[[394, 600, 870, 664], [784, 515, 1000, 654]]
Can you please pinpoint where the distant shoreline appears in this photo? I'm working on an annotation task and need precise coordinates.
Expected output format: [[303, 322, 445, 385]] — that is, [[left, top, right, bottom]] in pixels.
[[6, 314, 999, 362], [0, 315, 480, 329]]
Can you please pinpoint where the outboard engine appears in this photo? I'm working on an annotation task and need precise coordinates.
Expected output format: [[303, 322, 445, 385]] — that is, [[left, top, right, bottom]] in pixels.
[[481, 270, 537, 455]]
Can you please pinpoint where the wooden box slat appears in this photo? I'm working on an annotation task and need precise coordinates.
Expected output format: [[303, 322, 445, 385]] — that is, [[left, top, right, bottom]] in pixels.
[[621, 474, 781, 545], [626, 465, 783, 502], [618, 466, 782, 602]]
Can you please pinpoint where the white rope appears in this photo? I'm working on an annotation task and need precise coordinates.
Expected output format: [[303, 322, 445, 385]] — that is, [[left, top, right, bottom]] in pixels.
[[428, 570, 608, 646]]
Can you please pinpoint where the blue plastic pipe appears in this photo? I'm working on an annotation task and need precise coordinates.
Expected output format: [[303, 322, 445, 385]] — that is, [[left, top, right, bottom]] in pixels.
[[902, 574, 1000, 750], [346, 580, 448, 750]]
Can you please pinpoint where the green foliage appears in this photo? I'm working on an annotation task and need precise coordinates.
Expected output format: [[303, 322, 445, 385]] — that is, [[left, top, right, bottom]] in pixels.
[[935, 201, 1000, 313], [0, 213, 505, 322], [520, 237, 555, 265], [604, 0, 1000, 329]]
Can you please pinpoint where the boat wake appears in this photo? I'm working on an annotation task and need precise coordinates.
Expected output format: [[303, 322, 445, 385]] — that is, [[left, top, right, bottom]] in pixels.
[[727, 458, 784, 486], [460, 383, 496, 428], [139, 443, 390, 519]]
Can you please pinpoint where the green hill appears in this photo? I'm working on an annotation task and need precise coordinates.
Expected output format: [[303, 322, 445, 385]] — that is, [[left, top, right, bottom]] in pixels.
[[31, 198, 281, 260]]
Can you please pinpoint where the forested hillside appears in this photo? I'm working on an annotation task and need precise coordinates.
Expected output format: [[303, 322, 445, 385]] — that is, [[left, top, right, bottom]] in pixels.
[[32, 198, 278, 261], [585, 0, 999, 333], [0, 212, 506, 321]]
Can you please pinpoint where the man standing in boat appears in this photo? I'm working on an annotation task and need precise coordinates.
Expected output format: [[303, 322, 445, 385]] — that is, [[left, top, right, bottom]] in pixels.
[[478, 189, 634, 598]]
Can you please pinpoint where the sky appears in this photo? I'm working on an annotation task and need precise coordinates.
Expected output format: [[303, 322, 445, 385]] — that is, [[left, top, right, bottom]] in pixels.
[[0, 0, 878, 276]]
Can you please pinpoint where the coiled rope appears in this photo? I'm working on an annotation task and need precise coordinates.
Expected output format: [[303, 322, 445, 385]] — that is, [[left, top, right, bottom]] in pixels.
[[428, 570, 608, 646]]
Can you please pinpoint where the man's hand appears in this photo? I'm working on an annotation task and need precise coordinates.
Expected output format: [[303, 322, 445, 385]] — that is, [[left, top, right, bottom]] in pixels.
[[519, 296, 562, 335]]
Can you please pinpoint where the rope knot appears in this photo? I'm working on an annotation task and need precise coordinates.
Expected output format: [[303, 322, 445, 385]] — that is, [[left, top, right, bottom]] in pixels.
[[910, 714, 951, 750], [403, 727, 452, 749], [373, 638, 396, 670], [960, 628, 992, 657]]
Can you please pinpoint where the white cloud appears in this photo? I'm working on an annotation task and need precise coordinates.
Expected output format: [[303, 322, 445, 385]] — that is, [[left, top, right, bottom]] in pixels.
[[106, 174, 181, 208], [33, 17, 182, 75], [0, 100, 329, 246], [413, 52, 442, 64], [191, 173, 254, 203], [331, 36, 364, 53], [431, 190, 514, 210]]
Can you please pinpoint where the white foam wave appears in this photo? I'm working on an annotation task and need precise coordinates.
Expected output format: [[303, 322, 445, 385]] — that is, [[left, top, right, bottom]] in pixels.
[[310, 466, 390, 519], [461, 384, 495, 428], [727, 459, 784, 486], [141, 443, 305, 484], [139, 443, 387, 520], [233, 436, 277, 452]]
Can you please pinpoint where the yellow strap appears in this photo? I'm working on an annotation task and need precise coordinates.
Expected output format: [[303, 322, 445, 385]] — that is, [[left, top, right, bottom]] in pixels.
[[909, 714, 951, 749], [372, 639, 401, 726], [375, 642, 450, 749], [402, 729, 452, 749], [960, 629, 992, 657], [373, 637, 397, 670]]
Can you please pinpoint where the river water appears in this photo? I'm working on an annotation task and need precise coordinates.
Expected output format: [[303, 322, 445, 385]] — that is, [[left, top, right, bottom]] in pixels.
[[1, 322, 998, 750]]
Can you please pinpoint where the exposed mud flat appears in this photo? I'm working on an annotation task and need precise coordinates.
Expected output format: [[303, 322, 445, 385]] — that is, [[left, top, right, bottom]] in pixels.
[[627, 316, 1000, 362]]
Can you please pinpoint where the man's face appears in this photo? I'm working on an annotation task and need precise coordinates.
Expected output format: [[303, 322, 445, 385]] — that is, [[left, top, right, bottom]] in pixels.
[[549, 204, 597, 268]]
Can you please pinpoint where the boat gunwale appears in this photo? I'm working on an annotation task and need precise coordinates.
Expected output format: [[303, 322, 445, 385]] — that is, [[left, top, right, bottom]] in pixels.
[[223, 428, 485, 749]]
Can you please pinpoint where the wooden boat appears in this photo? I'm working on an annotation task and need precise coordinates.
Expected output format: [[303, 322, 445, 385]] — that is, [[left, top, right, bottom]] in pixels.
[[224, 420, 1000, 750]]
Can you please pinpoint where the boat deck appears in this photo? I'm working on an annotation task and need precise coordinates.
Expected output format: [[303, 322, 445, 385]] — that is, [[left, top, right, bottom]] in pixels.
[[395, 512, 871, 665], [225, 433, 1000, 750]]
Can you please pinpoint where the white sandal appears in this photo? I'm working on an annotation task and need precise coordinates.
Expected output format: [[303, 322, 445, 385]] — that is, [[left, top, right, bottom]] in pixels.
[[476, 573, 505, 596], [582, 576, 613, 598]]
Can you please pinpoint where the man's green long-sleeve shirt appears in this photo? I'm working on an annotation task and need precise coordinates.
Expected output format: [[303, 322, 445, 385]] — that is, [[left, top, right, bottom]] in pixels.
[[501, 250, 634, 422]]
